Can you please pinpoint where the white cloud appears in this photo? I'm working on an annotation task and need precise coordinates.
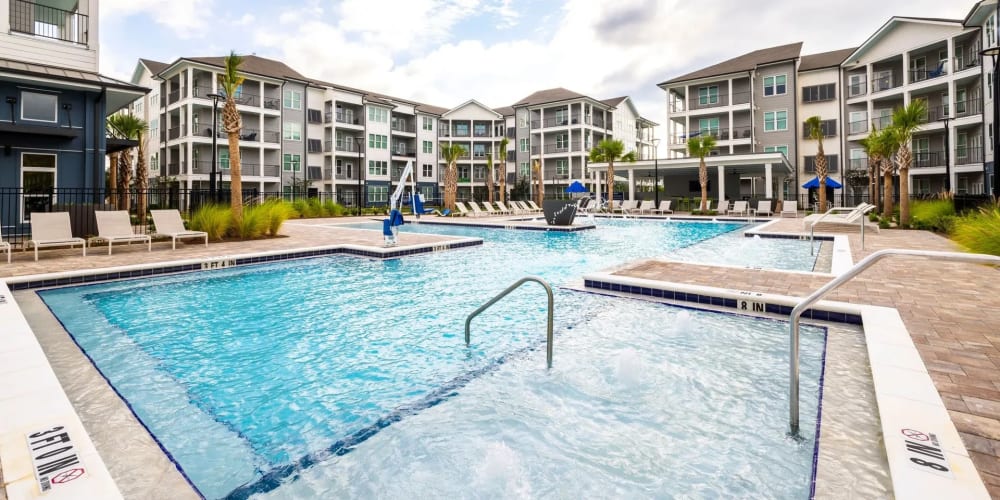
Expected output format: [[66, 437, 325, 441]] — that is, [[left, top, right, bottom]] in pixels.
[[101, 0, 212, 39], [335, 0, 481, 52]]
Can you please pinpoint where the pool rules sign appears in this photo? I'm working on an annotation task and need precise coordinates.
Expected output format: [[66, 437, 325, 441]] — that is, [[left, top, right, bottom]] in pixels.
[[901, 428, 953, 478], [26, 426, 86, 493]]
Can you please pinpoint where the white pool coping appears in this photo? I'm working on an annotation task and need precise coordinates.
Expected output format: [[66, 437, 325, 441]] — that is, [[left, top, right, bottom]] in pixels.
[[581, 271, 990, 499]]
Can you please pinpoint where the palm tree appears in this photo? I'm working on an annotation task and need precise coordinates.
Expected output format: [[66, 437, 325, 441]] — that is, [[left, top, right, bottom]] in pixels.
[[486, 153, 495, 204], [889, 100, 928, 226], [440, 142, 466, 211], [107, 113, 147, 211], [588, 139, 636, 210], [218, 51, 245, 226], [864, 125, 898, 219], [532, 158, 543, 207], [805, 116, 829, 211], [858, 131, 880, 207], [498, 137, 509, 203], [686, 135, 717, 211]]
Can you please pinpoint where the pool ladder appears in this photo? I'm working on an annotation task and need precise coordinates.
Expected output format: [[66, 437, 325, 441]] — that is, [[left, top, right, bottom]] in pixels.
[[787, 249, 1000, 437], [465, 276, 555, 369]]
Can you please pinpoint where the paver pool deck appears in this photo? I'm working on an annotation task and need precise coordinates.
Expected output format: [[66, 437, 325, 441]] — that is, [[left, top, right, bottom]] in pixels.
[[1, 212, 998, 497]]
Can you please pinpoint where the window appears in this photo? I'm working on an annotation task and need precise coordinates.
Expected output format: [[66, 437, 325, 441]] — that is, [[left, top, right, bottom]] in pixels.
[[283, 90, 302, 109], [473, 144, 487, 158], [282, 153, 301, 172], [763, 75, 786, 96], [368, 160, 388, 176], [849, 111, 868, 134], [422, 116, 433, 130], [150, 94, 158, 109], [336, 159, 343, 176], [764, 145, 788, 157], [556, 134, 569, 149], [134, 100, 144, 115], [21, 91, 58, 122], [764, 110, 787, 131], [422, 140, 433, 154], [307, 109, 322, 123], [519, 138, 529, 152], [698, 86, 719, 105], [150, 118, 159, 139], [519, 162, 530, 178], [474, 166, 486, 180], [473, 122, 488, 136], [219, 150, 230, 169], [804, 154, 839, 173], [368, 134, 388, 149], [698, 117, 720, 137], [848, 74, 866, 97], [802, 119, 837, 138], [150, 152, 159, 171], [957, 88, 968, 115], [518, 114, 528, 128], [422, 164, 433, 177], [454, 123, 469, 136], [989, 15, 997, 47], [957, 133, 969, 160], [458, 166, 470, 181], [368, 185, 388, 203], [283, 122, 301, 141], [556, 160, 569, 177], [367, 106, 388, 123], [555, 108, 568, 125], [801, 84, 836, 103], [307, 139, 322, 153], [21, 153, 56, 221]]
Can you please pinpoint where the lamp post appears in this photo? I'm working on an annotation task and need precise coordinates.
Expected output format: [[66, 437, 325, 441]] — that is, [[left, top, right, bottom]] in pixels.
[[942, 116, 951, 193], [982, 46, 1000, 197], [353, 135, 364, 215], [207, 93, 224, 202], [651, 137, 661, 206]]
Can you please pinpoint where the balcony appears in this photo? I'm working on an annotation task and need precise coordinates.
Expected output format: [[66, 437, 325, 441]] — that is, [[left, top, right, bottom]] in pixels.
[[168, 88, 184, 105], [530, 116, 576, 129], [263, 164, 280, 177], [392, 147, 416, 158], [192, 86, 214, 99], [913, 151, 945, 168], [336, 112, 362, 126], [262, 130, 280, 143], [263, 97, 280, 110], [684, 91, 752, 112], [391, 121, 416, 134], [335, 141, 364, 153], [323, 166, 334, 180], [908, 64, 947, 84], [953, 54, 982, 73], [849, 158, 868, 171], [847, 78, 868, 98], [688, 126, 753, 141], [848, 119, 868, 135], [871, 75, 902, 93], [167, 125, 185, 140], [10, 0, 89, 45], [956, 146, 984, 165]]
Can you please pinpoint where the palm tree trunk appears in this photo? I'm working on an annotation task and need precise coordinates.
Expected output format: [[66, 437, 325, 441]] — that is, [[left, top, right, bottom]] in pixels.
[[882, 164, 893, 220], [606, 161, 615, 210], [499, 170, 506, 204], [699, 159, 708, 211], [816, 142, 827, 211], [108, 151, 119, 206], [534, 161, 543, 207], [117, 153, 131, 211], [135, 140, 148, 224], [898, 146, 912, 226], [228, 131, 242, 226], [444, 162, 457, 211]]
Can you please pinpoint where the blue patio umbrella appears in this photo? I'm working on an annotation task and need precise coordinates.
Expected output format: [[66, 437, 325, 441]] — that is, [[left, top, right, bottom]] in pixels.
[[802, 176, 842, 189], [565, 180, 588, 193]]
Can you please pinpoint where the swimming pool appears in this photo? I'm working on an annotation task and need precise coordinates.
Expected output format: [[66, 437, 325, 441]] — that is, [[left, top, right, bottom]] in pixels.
[[39, 220, 828, 498]]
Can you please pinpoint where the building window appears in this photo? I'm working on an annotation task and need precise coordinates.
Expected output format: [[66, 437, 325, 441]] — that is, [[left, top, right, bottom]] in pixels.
[[801, 84, 835, 103], [367, 106, 388, 123], [150, 152, 159, 171], [369, 134, 388, 149], [368, 160, 388, 176], [763, 75, 787, 97], [219, 150, 230, 169], [556, 159, 569, 177], [989, 15, 996, 47], [368, 185, 388, 203], [282, 153, 301, 171], [518, 114, 528, 128], [519, 162, 530, 178], [473, 122, 488, 137], [454, 123, 469, 136], [21, 91, 58, 122], [698, 86, 719, 105], [150, 94, 158, 109], [422, 116, 433, 130], [422, 140, 433, 154], [22, 153, 56, 221], [307, 109, 322, 123], [336, 159, 343, 176], [555, 108, 569, 125], [472, 144, 487, 158], [556, 134, 569, 149], [307, 138, 322, 153], [458, 166, 470, 181], [149, 118, 159, 139], [283, 90, 302, 109], [422, 164, 433, 177], [519, 138, 529, 152], [764, 145, 788, 157], [802, 119, 837, 138], [283, 122, 301, 141], [764, 110, 787, 131], [698, 117, 720, 137], [804, 154, 839, 174], [134, 100, 144, 115]]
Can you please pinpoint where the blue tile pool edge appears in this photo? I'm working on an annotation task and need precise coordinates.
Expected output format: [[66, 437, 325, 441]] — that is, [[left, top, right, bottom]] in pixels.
[[2, 239, 484, 291]]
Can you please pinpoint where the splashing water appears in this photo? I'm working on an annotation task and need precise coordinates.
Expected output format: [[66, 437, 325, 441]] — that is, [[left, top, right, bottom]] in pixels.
[[674, 310, 694, 334], [475, 442, 532, 498], [615, 348, 643, 387]]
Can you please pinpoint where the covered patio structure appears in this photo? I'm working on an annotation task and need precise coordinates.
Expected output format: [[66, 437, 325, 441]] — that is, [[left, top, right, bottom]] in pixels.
[[587, 152, 795, 208]]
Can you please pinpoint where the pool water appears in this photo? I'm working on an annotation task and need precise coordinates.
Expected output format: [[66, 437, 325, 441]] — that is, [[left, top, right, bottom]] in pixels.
[[39, 220, 827, 499]]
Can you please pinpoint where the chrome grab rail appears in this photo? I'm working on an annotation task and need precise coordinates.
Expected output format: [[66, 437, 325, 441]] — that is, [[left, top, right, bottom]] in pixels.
[[788, 249, 1000, 436], [809, 204, 875, 255], [465, 276, 555, 369]]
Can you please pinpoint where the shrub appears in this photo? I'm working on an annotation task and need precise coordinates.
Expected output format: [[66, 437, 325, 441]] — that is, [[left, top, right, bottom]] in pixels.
[[189, 204, 231, 241], [291, 199, 311, 218], [259, 200, 295, 236], [910, 199, 956, 233], [878, 218, 890, 230], [952, 206, 1000, 256], [868, 211, 879, 222], [236, 204, 268, 239]]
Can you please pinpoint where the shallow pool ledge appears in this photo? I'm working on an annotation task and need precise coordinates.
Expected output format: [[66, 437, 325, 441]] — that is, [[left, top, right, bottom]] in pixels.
[[0, 281, 122, 500]]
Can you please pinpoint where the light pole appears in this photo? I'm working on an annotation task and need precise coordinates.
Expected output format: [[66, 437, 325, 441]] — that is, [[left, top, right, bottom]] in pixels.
[[942, 116, 951, 193], [651, 137, 661, 206], [982, 46, 1000, 197], [207, 93, 224, 202], [353, 136, 364, 215]]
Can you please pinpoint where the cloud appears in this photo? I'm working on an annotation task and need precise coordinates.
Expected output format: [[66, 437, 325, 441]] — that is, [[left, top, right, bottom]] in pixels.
[[101, 0, 212, 39]]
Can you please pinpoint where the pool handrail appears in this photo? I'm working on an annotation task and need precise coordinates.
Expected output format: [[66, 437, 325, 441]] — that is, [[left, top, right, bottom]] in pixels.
[[808, 203, 876, 255], [788, 249, 1000, 436], [465, 276, 554, 369]]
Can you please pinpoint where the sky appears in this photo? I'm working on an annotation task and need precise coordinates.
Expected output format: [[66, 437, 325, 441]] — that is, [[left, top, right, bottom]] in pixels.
[[101, 0, 975, 139]]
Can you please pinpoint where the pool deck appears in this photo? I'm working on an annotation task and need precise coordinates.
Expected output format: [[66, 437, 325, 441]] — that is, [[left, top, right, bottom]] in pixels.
[[1, 212, 999, 498]]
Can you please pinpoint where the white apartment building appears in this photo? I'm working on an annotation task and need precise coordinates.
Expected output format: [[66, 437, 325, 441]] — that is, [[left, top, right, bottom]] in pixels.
[[798, 48, 854, 200], [966, 0, 999, 196], [438, 99, 506, 201]]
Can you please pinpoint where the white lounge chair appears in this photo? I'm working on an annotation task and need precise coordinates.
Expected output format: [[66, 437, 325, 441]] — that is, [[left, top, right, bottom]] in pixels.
[[483, 201, 507, 215], [454, 202, 472, 217], [631, 200, 655, 214], [495, 201, 515, 215], [526, 200, 544, 213], [26, 212, 86, 261], [780, 200, 798, 218], [803, 203, 878, 231], [92, 211, 151, 255], [616, 200, 637, 214], [467, 201, 490, 217], [728, 200, 748, 216], [0, 219, 10, 264], [716, 200, 730, 215], [150, 209, 208, 250], [652, 200, 673, 215], [756, 200, 774, 216]]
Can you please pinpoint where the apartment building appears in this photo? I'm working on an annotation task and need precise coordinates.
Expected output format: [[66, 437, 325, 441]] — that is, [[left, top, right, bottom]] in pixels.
[[507, 88, 656, 197], [843, 17, 985, 197], [966, 0, 999, 196], [0, 0, 146, 228], [438, 99, 506, 201], [798, 48, 854, 199]]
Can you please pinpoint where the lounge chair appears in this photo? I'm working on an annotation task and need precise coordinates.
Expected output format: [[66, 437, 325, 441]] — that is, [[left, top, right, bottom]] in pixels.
[[150, 209, 209, 250], [495, 201, 515, 215], [467, 201, 490, 217], [515, 201, 539, 213], [756, 200, 774, 216], [454, 202, 472, 217], [576, 198, 592, 214], [803, 203, 877, 230], [631, 200, 655, 214], [483, 201, 507, 215], [616, 200, 637, 214], [780, 200, 798, 218], [526, 200, 544, 213], [716, 200, 730, 215], [91, 211, 151, 255], [0, 219, 10, 263], [652, 200, 673, 215], [728, 200, 748, 216], [25, 212, 86, 261]]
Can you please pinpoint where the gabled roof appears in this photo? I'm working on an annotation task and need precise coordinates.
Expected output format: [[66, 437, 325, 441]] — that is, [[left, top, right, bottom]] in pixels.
[[493, 106, 515, 117], [513, 87, 589, 106], [799, 47, 856, 72], [139, 58, 169, 75], [0, 58, 148, 115], [842, 16, 965, 66], [442, 99, 503, 118], [601, 96, 628, 107], [964, 0, 998, 27], [658, 42, 803, 86], [177, 55, 310, 82], [415, 103, 449, 115]]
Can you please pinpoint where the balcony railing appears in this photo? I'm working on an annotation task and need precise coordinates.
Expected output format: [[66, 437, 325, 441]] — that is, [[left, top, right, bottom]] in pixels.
[[263, 97, 280, 110], [849, 158, 869, 171], [336, 112, 362, 126], [908, 65, 947, 83], [168, 88, 183, 105], [847, 77, 867, 98], [392, 148, 417, 158], [10, 0, 89, 45], [263, 164, 281, 177], [685, 91, 752, 111], [263, 130, 280, 143], [167, 125, 185, 140], [954, 54, 982, 73], [335, 141, 364, 153], [871, 75, 901, 93], [913, 151, 945, 168], [192, 86, 214, 99], [391, 122, 415, 134], [955, 98, 983, 118], [956, 146, 984, 165]]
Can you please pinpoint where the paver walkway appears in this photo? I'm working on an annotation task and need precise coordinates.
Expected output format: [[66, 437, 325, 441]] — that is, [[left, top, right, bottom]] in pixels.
[[615, 217, 1000, 497]]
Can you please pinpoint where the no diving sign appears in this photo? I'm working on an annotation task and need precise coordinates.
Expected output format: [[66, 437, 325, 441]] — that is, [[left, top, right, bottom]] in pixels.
[[901, 428, 953, 478], [26, 426, 86, 493]]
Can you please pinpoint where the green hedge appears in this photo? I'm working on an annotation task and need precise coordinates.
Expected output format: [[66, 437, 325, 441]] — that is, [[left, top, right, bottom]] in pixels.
[[952, 205, 1000, 256]]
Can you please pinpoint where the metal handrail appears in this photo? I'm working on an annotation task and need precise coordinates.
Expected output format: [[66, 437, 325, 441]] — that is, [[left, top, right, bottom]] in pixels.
[[788, 249, 1000, 436], [809, 204, 875, 255], [465, 276, 555, 368]]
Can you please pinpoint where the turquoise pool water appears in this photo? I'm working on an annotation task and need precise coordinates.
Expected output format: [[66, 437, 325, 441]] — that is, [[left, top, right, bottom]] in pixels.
[[39, 220, 826, 498]]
